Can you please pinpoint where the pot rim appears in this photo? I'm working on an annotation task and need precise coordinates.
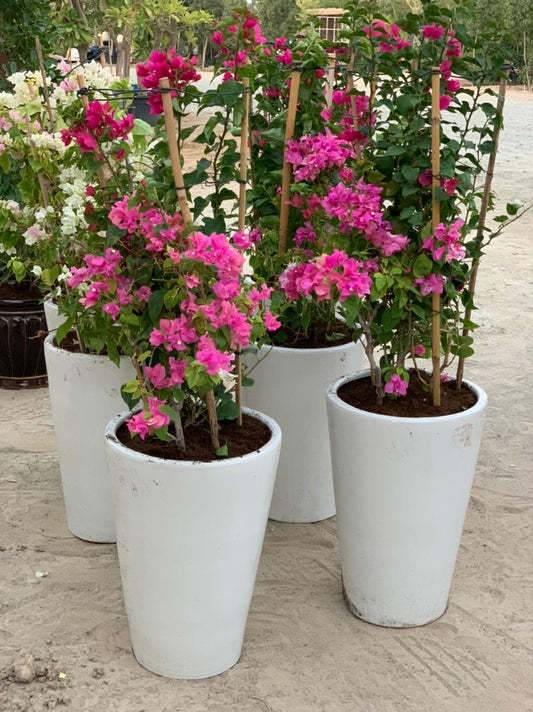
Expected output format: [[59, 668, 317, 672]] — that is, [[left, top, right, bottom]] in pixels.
[[44, 331, 130, 363], [255, 339, 357, 356], [326, 369, 487, 423], [105, 406, 282, 468]]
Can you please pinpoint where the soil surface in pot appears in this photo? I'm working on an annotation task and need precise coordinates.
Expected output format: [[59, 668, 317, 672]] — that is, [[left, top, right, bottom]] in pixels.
[[272, 319, 352, 349], [116, 413, 272, 462], [338, 370, 477, 417], [0, 282, 42, 301], [53, 332, 108, 356]]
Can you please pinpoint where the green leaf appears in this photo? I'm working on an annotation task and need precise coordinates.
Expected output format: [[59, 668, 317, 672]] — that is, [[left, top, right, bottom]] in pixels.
[[148, 290, 164, 322], [163, 287, 180, 310], [132, 119, 153, 136], [121, 379, 141, 394], [412, 253, 434, 279], [55, 316, 74, 345], [159, 405, 181, 422], [401, 165, 419, 182], [120, 385, 140, 410], [216, 444, 229, 457], [434, 186, 450, 202], [217, 398, 239, 421]]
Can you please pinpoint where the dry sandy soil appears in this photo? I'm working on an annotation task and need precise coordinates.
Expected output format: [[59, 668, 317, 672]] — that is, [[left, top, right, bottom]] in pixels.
[[0, 86, 532, 712]]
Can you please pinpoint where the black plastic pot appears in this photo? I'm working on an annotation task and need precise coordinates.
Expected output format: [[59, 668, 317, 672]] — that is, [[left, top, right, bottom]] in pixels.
[[0, 284, 47, 389], [128, 92, 160, 126]]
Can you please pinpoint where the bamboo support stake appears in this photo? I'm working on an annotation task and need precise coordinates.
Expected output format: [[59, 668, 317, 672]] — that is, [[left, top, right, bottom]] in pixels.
[[347, 52, 361, 161], [25, 117, 50, 208], [98, 35, 106, 67], [238, 78, 250, 233], [235, 78, 251, 427], [76, 76, 107, 189], [456, 73, 508, 388], [431, 69, 442, 407], [326, 55, 336, 107], [160, 79, 218, 447], [278, 68, 302, 254], [76, 74, 90, 109], [35, 38, 55, 130], [159, 77, 192, 225]]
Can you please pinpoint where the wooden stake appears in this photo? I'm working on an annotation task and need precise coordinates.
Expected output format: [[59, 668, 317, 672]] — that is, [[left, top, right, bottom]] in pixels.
[[431, 69, 441, 407], [238, 77, 250, 234], [347, 51, 361, 161], [76, 74, 90, 109], [236, 77, 251, 427], [25, 117, 50, 208], [159, 77, 192, 225], [76, 75, 107, 189], [456, 74, 508, 388], [325, 54, 336, 107], [98, 35, 106, 67], [278, 68, 302, 254], [35, 38, 55, 130]]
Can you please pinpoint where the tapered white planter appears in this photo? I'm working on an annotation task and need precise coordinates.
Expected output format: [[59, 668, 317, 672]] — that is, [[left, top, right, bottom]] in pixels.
[[326, 371, 487, 627], [105, 408, 281, 679], [44, 334, 134, 542], [43, 299, 66, 332], [244, 341, 363, 522]]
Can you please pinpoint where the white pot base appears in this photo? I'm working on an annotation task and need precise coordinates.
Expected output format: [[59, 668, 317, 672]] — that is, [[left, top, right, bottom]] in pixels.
[[244, 341, 363, 523], [327, 371, 487, 627]]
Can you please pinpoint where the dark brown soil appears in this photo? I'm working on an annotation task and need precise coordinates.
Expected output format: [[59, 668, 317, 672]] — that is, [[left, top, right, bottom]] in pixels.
[[338, 370, 478, 417], [274, 320, 353, 349], [53, 331, 106, 355], [0, 281, 42, 301], [115, 413, 272, 462]]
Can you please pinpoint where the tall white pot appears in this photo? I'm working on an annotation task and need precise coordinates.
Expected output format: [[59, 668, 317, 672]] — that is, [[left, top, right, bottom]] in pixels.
[[44, 333, 134, 542], [326, 371, 487, 627], [105, 408, 282, 679], [244, 341, 363, 522], [43, 299, 66, 333]]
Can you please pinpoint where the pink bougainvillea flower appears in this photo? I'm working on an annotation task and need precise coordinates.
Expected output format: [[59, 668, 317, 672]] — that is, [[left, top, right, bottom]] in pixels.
[[442, 178, 460, 196], [276, 48, 292, 66], [196, 338, 234, 375], [384, 374, 408, 396], [440, 59, 453, 80], [446, 36, 462, 58], [135, 286, 152, 302], [440, 94, 453, 111], [413, 344, 426, 357], [168, 357, 187, 385], [137, 50, 201, 114], [102, 302, 121, 321], [264, 310, 281, 331], [422, 24, 444, 40], [145, 397, 171, 430], [446, 79, 461, 94], [413, 273, 445, 296], [418, 168, 433, 186], [126, 412, 150, 439], [144, 363, 171, 389]]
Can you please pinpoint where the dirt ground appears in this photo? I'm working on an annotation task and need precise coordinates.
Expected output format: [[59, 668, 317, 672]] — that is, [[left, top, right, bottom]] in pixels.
[[0, 86, 532, 712]]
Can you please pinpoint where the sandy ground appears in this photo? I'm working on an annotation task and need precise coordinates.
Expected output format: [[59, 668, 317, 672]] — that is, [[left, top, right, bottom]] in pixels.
[[0, 86, 532, 712]]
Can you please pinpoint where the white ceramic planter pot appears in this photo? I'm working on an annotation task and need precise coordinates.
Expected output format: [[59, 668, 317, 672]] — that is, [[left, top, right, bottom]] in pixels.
[[326, 371, 487, 627], [244, 341, 363, 522], [43, 299, 66, 332], [105, 408, 281, 679], [44, 333, 134, 542]]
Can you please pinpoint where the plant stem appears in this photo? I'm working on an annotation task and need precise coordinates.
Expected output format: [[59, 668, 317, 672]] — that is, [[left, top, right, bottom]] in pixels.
[[205, 389, 220, 451]]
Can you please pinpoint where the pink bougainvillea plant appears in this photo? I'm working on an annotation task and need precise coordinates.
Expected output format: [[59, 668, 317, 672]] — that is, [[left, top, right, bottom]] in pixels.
[[208, 0, 528, 403], [66, 194, 279, 452]]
